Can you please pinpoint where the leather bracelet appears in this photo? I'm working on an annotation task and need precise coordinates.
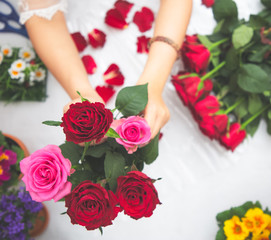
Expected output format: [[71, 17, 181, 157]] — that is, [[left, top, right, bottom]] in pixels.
[[148, 36, 181, 58]]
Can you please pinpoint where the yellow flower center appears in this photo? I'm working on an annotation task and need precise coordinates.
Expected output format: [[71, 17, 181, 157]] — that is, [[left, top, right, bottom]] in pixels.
[[0, 153, 9, 162], [244, 220, 254, 229], [3, 49, 9, 55], [12, 70, 19, 76], [233, 224, 242, 234], [255, 217, 264, 228], [16, 63, 22, 68], [23, 52, 30, 58], [0, 165, 3, 175], [36, 71, 42, 77]]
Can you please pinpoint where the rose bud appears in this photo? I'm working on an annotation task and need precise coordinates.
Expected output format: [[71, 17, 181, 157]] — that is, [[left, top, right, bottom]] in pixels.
[[103, 63, 125, 86], [133, 7, 154, 32], [114, 0, 134, 18], [172, 73, 213, 106], [112, 116, 151, 154], [136, 35, 151, 54], [88, 29, 106, 48], [65, 180, 120, 230], [20, 145, 73, 202], [81, 55, 97, 74], [202, 0, 215, 8], [181, 34, 210, 74], [192, 95, 220, 120], [105, 8, 129, 29], [61, 101, 113, 144], [198, 114, 228, 140], [71, 32, 87, 52], [219, 123, 246, 151], [95, 85, 116, 103], [116, 171, 161, 219]]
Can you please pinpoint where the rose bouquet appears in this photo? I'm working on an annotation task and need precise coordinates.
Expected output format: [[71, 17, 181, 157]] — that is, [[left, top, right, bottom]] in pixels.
[[20, 84, 161, 232], [0, 187, 44, 240], [0, 45, 47, 102], [0, 131, 25, 194], [215, 201, 271, 240], [173, 0, 271, 151]]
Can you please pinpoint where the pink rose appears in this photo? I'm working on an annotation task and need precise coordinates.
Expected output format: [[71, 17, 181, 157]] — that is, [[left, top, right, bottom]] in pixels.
[[20, 145, 73, 202], [113, 116, 151, 154]]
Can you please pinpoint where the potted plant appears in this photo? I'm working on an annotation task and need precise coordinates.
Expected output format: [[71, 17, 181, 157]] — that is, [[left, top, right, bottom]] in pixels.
[[0, 187, 49, 239]]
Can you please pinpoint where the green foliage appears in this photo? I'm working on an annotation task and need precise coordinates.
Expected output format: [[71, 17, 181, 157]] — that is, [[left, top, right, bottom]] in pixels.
[[232, 25, 254, 49]]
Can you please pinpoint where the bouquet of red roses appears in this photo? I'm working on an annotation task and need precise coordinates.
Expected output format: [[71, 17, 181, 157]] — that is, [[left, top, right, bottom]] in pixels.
[[173, 0, 271, 151], [19, 84, 161, 232]]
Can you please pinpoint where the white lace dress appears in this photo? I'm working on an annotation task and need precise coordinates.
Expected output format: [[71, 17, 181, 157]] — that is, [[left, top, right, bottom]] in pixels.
[[18, 0, 67, 24]]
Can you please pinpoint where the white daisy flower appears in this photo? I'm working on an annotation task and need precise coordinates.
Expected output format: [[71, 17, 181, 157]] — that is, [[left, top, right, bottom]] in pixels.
[[11, 59, 26, 72], [30, 68, 46, 82], [19, 47, 36, 62], [0, 53, 3, 65], [1, 45, 12, 57], [8, 68, 25, 82]]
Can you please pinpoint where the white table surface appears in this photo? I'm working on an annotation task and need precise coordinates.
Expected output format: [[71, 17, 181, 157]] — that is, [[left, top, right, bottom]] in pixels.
[[1, 0, 271, 239]]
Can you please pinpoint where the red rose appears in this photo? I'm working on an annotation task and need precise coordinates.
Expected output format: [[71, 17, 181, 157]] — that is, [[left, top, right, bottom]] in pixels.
[[198, 114, 228, 140], [65, 180, 120, 230], [181, 35, 210, 74], [116, 171, 161, 220], [61, 101, 113, 144], [192, 95, 220, 120], [202, 0, 215, 8], [219, 123, 246, 151], [172, 73, 213, 106]]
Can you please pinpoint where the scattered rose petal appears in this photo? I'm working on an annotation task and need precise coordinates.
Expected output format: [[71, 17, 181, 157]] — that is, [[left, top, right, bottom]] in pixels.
[[88, 29, 106, 48], [114, 0, 134, 18], [105, 9, 129, 29], [82, 55, 97, 74], [202, 0, 215, 8], [137, 36, 151, 54], [71, 32, 87, 52], [96, 85, 116, 103], [103, 64, 125, 86], [133, 7, 154, 32]]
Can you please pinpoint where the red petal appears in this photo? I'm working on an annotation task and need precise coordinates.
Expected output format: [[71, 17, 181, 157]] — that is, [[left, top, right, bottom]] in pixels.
[[136, 36, 150, 54], [202, 0, 215, 8], [133, 7, 154, 32], [71, 32, 87, 52], [88, 29, 106, 48], [114, 0, 134, 18], [103, 64, 125, 86], [82, 55, 97, 74], [96, 85, 116, 103], [105, 9, 129, 29]]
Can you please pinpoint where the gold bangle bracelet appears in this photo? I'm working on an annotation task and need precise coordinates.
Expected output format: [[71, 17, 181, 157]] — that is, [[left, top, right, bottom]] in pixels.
[[148, 36, 180, 57]]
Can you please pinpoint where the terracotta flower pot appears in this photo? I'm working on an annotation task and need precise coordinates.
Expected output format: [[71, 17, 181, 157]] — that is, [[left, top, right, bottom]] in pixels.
[[3, 133, 30, 157], [29, 203, 49, 237]]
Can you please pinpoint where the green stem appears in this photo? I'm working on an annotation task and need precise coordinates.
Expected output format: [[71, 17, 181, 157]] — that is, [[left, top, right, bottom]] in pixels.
[[177, 73, 199, 80], [81, 142, 90, 163], [241, 104, 271, 129], [224, 98, 245, 115], [201, 61, 226, 81], [208, 38, 228, 51]]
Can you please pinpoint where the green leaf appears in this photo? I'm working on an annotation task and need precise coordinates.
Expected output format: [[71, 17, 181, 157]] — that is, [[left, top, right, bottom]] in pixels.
[[42, 120, 62, 126], [234, 101, 248, 119], [225, 47, 239, 71], [245, 116, 261, 136], [232, 25, 254, 49], [215, 228, 226, 240], [249, 14, 268, 29], [76, 91, 89, 102], [197, 35, 213, 49], [105, 128, 120, 139], [59, 141, 82, 165], [268, 110, 271, 119], [85, 142, 108, 158], [248, 45, 270, 63], [115, 84, 148, 116], [138, 133, 159, 165], [104, 151, 126, 192], [261, 0, 271, 9], [248, 94, 263, 115], [212, 0, 238, 22], [237, 64, 271, 93], [68, 170, 93, 190]]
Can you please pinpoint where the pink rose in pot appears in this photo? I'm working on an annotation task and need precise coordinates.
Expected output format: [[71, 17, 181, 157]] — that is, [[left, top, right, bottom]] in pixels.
[[20, 145, 73, 202], [113, 116, 151, 154]]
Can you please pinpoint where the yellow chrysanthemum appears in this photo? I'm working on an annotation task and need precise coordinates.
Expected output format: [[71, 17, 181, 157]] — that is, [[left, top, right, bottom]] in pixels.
[[224, 216, 249, 240], [242, 217, 255, 232], [245, 208, 271, 235], [1, 45, 12, 57], [252, 229, 270, 240]]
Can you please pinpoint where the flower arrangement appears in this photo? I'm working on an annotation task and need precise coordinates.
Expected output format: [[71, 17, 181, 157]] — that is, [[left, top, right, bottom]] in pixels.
[[215, 201, 271, 240], [0, 187, 44, 240], [173, 0, 271, 151], [0, 45, 47, 102], [0, 131, 25, 193], [20, 84, 161, 232]]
